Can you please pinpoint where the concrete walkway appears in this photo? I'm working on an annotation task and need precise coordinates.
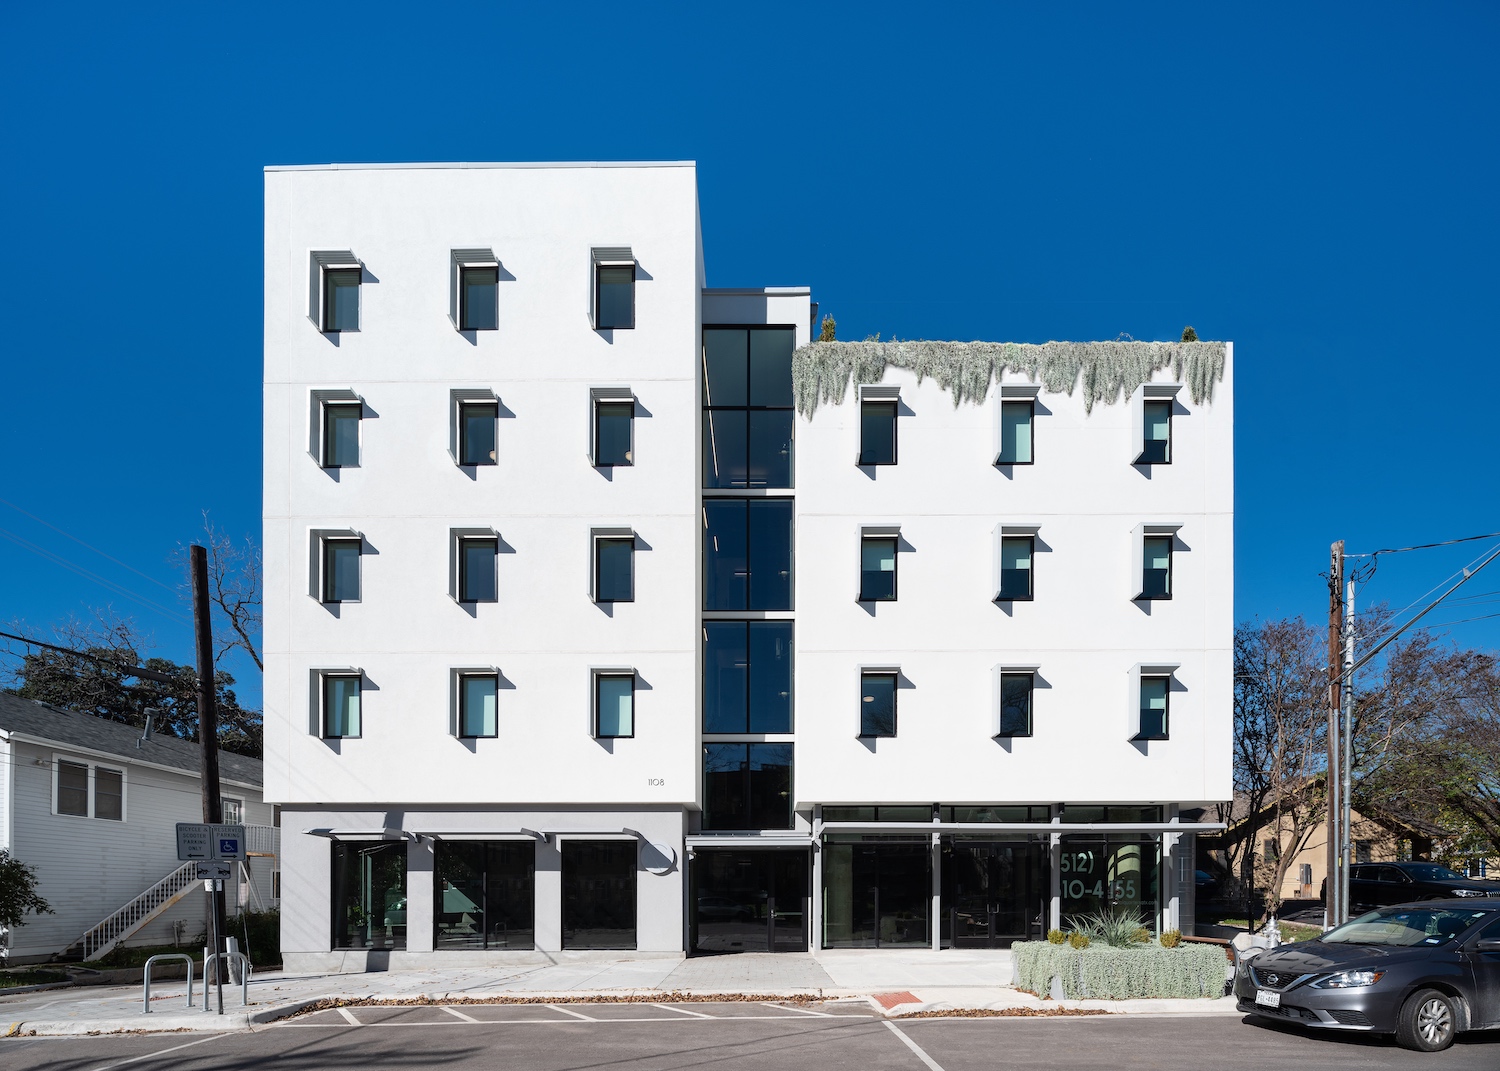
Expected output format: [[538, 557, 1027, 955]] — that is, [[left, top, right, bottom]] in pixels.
[[0, 949, 1241, 1036]]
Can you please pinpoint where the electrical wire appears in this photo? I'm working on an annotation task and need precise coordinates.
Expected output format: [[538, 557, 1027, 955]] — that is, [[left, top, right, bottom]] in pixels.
[[1348, 529, 1500, 558], [0, 496, 179, 592], [0, 628, 185, 684], [0, 525, 191, 625]]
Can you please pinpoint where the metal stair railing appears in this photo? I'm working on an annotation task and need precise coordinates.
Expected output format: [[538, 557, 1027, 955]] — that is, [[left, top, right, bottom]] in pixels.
[[77, 861, 201, 962]]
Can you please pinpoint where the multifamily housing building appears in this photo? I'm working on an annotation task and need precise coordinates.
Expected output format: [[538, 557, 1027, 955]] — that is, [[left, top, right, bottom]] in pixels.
[[263, 161, 1233, 970]]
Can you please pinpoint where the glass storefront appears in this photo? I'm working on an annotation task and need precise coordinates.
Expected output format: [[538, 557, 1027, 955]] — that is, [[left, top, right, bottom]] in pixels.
[[1059, 835, 1161, 930], [941, 839, 1047, 948], [692, 849, 808, 953], [822, 839, 930, 947], [562, 840, 637, 950], [433, 841, 535, 950], [332, 841, 408, 950]]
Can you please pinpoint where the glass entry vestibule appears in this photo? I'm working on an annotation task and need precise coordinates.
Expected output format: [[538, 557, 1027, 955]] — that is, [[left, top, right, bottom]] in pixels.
[[691, 849, 808, 953], [941, 839, 1047, 948]]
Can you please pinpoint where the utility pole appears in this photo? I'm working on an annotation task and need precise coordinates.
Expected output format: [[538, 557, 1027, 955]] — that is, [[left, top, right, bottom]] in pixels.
[[1325, 541, 1343, 930], [1339, 577, 1355, 926], [191, 545, 225, 1015]]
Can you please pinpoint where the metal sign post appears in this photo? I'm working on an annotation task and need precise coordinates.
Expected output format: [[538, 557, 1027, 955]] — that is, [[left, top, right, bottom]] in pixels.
[[177, 824, 246, 1014]]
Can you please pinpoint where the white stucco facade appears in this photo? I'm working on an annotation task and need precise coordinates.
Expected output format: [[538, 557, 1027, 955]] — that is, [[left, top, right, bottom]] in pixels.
[[264, 161, 1232, 969]]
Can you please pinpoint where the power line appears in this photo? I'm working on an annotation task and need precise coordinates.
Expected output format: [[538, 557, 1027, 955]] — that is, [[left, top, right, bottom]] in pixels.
[[1349, 529, 1500, 559], [0, 628, 184, 684], [0, 497, 178, 592], [0, 525, 191, 626]]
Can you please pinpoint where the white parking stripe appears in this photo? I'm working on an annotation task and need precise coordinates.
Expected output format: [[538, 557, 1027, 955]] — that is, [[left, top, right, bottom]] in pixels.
[[767, 1002, 832, 1017], [652, 1003, 714, 1018], [336, 1007, 362, 1025], [883, 1020, 947, 1071], [441, 1006, 481, 1023], [87, 1033, 229, 1071], [547, 1004, 599, 1021]]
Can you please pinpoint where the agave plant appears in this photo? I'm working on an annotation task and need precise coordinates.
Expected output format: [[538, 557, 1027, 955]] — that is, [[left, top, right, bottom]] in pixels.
[[1070, 906, 1150, 948]]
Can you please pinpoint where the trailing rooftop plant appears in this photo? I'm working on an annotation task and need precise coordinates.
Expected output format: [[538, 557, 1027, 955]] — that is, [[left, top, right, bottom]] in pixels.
[[790, 339, 1226, 419]]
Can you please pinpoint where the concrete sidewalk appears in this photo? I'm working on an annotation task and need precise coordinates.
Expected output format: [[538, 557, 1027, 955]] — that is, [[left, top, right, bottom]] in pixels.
[[1, 949, 1241, 1036]]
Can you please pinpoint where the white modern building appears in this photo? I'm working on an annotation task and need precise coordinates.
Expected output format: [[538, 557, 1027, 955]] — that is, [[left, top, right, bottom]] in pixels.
[[263, 161, 1232, 970]]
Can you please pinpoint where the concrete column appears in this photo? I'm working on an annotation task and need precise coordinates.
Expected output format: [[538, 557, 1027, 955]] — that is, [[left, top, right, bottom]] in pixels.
[[810, 838, 823, 952], [535, 838, 562, 951], [1049, 832, 1062, 931], [406, 837, 434, 953], [930, 832, 942, 950]]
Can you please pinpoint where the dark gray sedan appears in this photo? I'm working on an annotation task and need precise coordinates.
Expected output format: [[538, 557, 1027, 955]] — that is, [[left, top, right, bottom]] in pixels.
[[1234, 901, 1500, 1051]]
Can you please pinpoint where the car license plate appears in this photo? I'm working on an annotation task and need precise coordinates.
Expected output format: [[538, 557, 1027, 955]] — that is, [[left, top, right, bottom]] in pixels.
[[1255, 989, 1281, 1008]]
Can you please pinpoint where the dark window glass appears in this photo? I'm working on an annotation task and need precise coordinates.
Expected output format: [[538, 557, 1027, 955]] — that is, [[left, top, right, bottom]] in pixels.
[[1059, 835, 1160, 930], [1142, 536, 1172, 599], [702, 328, 794, 489], [998, 537, 1033, 601], [595, 265, 634, 330], [998, 674, 1032, 737], [703, 410, 749, 488], [95, 767, 123, 820], [747, 410, 793, 488], [595, 675, 635, 738], [323, 268, 360, 332], [460, 266, 498, 331], [1140, 400, 1171, 464], [998, 400, 1033, 464], [459, 674, 497, 738], [860, 673, 898, 737], [562, 840, 636, 948], [460, 538, 498, 602], [821, 807, 878, 823], [323, 403, 360, 468], [459, 402, 498, 466], [702, 330, 749, 407], [434, 841, 534, 949], [703, 621, 792, 734], [860, 402, 897, 465], [323, 539, 360, 603], [595, 401, 633, 466], [595, 537, 634, 602], [945, 806, 1050, 824], [860, 537, 897, 601], [324, 675, 361, 737], [1138, 677, 1169, 739], [703, 743, 793, 830], [749, 329, 794, 407], [702, 499, 793, 611], [823, 841, 931, 947], [332, 841, 406, 949], [57, 760, 88, 816]]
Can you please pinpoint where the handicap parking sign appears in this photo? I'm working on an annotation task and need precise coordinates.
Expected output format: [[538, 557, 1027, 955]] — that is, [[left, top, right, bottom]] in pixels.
[[219, 838, 239, 855]]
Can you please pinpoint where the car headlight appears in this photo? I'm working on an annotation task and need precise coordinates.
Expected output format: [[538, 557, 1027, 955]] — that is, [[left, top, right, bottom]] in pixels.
[[1310, 970, 1385, 989], [1451, 888, 1484, 897]]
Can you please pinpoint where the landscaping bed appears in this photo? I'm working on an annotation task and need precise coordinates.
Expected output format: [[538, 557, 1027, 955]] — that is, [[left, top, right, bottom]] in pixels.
[[1014, 921, 1229, 1000], [0, 968, 69, 989]]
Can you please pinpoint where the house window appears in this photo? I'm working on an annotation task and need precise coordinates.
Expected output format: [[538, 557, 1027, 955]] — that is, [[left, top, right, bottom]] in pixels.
[[594, 673, 635, 738], [459, 536, 498, 603], [322, 402, 361, 468], [997, 673, 1033, 737], [1356, 840, 1372, 864], [322, 537, 361, 603], [322, 267, 360, 332], [56, 759, 89, 816], [92, 767, 123, 821], [323, 674, 362, 738], [860, 401, 897, 465], [594, 253, 635, 330], [221, 798, 244, 824], [702, 743, 793, 830], [860, 536, 897, 601], [458, 673, 498, 738], [1142, 535, 1173, 599], [860, 671, 898, 737], [998, 400, 1034, 464], [593, 534, 635, 603], [702, 328, 794, 489], [594, 399, 634, 466], [703, 621, 793, 733], [702, 498, 793, 611], [1139, 400, 1171, 464], [457, 401, 498, 466], [998, 536, 1034, 601], [460, 265, 499, 331], [1137, 676, 1169, 740]]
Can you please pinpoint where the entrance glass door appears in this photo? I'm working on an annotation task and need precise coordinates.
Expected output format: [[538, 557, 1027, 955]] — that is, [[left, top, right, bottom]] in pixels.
[[942, 840, 1046, 948], [692, 849, 809, 953]]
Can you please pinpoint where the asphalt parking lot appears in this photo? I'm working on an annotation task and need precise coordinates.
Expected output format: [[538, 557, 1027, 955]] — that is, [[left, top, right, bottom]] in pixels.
[[3, 1003, 1499, 1070]]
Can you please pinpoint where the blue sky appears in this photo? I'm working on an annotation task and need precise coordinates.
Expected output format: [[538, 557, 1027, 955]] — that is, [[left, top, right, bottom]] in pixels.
[[2, 2, 1498, 711]]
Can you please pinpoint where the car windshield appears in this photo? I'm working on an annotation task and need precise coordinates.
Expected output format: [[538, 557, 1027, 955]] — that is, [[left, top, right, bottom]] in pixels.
[[1400, 864, 1467, 882], [1322, 907, 1493, 947]]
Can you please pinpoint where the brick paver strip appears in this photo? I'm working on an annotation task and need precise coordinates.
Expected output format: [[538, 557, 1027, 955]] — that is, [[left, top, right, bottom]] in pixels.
[[872, 991, 920, 1009]]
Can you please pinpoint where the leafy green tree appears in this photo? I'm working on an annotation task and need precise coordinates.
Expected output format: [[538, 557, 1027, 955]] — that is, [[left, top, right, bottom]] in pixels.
[[0, 849, 52, 932]]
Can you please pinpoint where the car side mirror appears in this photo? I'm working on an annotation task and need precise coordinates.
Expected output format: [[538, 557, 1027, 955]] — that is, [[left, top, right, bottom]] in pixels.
[[1475, 939, 1500, 953]]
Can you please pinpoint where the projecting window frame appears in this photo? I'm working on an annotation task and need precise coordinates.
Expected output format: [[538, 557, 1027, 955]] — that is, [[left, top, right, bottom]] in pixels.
[[590, 386, 636, 468], [1133, 523, 1183, 602], [52, 756, 125, 820], [450, 388, 500, 467], [452, 248, 500, 332], [309, 528, 363, 604], [1129, 663, 1179, 742], [452, 528, 500, 604], [591, 527, 636, 603], [991, 665, 1039, 738], [993, 524, 1040, 602], [1133, 383, 1181, 466], [593, 669, 637, 739], [310, 251, 362, 334], [315, 670, 364, 739], [452, 669, 500, 739], [309, 389, 363, 469], [995, 383, 1039, 466], [858, 384, 900, 466], [591, 247, 635, 330], [859, 525, 900, 602], [859, 667, 900, 739]]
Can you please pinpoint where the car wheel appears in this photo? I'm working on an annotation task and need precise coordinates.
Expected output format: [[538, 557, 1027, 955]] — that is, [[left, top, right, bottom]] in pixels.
[[1396, 989, 1459, 1052]]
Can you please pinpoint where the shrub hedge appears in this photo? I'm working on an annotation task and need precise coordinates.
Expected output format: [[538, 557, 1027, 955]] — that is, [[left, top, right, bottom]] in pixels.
[[1013, 940, 1226, 999]]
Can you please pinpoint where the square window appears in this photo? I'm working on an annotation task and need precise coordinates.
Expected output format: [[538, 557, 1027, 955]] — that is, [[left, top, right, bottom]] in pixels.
[[860, 536, 897, 601], [322, 402, 361, 468], [1142, 535, 1173, 599], [703, 621, 793, 734], [459, 402, 498, 466], [594, 536, 634, 603], [860, 672, 898, 737], [57, 759, 88, 816], [459, 673, 498, 738], [595, 265, 634, 330], [322, 268, 360, 332], [460, 266, 499, 331], [1137, 676, 1169, 740], [323, 674, 362, 738], [1140, 400, 1171, 464], [998, 536, 1034, 600], [322, 538, 361, 603], [595, 401, 634, 466], [998, 400, 1034, 464], [702, 742, 793, 831], [701, 329, 795, 489], [702, 498, 794, 611], [95, 767, 124, 821], [998, 673, 1033, 737], [595, 673, 635, 738], [459, 537, 499, 603], [860, 401, 897, 465]]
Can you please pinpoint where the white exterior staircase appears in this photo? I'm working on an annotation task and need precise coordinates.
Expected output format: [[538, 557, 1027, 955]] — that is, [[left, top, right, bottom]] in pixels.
[[65, 862, 201, 962]]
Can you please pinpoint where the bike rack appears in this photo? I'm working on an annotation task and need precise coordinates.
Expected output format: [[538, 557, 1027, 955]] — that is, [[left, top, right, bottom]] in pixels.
[[141, 954, 194, 1014], [201, 950, 253, 1010]]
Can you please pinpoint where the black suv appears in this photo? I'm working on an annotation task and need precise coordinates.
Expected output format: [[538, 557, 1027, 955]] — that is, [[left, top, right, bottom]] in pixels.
[[1321, 862, 1500, 910]]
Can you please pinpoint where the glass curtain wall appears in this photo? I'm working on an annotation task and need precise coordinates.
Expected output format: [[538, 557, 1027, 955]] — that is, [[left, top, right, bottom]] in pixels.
[[332, 842, 408, 950], [433, 841, 535, 949], [693, 850, 809, 953], [702, 328, 794, 488], [703, 744, 793, 830], [1059, 834, 1162, 931]]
